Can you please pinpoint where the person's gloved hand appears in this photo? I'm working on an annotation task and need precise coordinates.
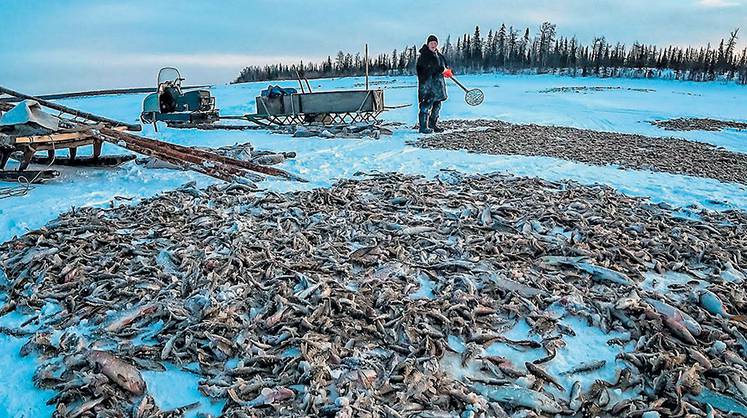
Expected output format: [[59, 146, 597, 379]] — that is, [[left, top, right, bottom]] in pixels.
[[442, 68, 453, 78]]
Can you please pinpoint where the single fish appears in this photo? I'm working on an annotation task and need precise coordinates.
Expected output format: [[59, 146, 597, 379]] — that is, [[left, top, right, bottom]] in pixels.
[[540, 255, 586, 266], [720, 262, 746, 283], [569, 381, 583, 412], [492, 276, 547, 298], [86, 350, 146, 395], [663, 313, 697, 345], [646, 298, 702, 336], [687, 348, 713, 369], [689, 387, 747, 416], [399, 226, 436, 236], [476, 383, 563, 414], [561, 360, 607, 376], [104, 303, 159, 333], [541, 256, 632, 286], [525, 362, 564, 391], [68, 397, 106, 418], [497, 336, 542, 350], [730, 327, 747, 357], [697, 289, 730, 317], [246, 387, 295, 407], [697, 289, 747, 323], [574, 261, 633, 286]]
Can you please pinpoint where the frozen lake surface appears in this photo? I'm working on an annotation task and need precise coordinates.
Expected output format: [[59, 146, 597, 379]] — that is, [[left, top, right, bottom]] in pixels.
[[2, 73, 747, 244], [1, 73, 747, 416]]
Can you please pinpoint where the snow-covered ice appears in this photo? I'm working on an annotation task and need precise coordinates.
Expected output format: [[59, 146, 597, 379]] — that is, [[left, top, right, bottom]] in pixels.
[[0, 305, 55, 417], [445, 314, 634, 398], [142, 363, 226, 417], [0, 334, 55, 417], [2, 73, 747, 244], [1, 73, 747, 416]]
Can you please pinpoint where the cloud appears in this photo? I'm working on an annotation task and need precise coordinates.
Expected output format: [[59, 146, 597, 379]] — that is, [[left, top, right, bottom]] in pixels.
[[1, 50, 324, 92], [697, 0, 740, 7], [20, 50, 319, 70], [3, 0, 747, 93]]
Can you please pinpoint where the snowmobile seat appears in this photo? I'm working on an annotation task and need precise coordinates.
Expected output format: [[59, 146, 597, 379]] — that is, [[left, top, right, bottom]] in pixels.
[[159, 87, 178, 113]]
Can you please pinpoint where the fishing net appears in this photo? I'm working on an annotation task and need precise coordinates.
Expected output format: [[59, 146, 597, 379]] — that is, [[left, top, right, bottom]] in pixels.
[[0, 143, 56, 200], [465, 88, 484, 106]]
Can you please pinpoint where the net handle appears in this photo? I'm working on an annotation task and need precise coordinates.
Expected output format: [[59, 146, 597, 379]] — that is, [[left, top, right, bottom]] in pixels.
[[450, 75, 469, 93], [448, 75, 483, 106]]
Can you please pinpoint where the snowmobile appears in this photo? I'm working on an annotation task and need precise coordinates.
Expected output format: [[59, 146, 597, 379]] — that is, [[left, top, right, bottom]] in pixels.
[[140, 67, 218, 125]]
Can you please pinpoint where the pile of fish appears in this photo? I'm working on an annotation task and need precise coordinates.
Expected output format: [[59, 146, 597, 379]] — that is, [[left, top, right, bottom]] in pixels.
[[538, 86, 655, 94], [651, 118, 747, 132], [136, 142, 296, 173], [273, 122, 396, 140], [412, 119, 747, 186], [1, 172, 747, 417], [207, 143, 297, 166]]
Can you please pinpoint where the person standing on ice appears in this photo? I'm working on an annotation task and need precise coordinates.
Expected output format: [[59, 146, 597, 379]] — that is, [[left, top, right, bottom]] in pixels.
[[416, 34, 452, 134]]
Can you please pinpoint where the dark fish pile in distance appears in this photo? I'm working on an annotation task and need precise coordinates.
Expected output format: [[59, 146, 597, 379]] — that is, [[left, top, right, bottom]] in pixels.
[[412, 119, 747, 186]]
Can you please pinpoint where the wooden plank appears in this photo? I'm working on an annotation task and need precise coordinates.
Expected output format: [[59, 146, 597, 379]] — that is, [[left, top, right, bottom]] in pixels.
[[98, 128, 306, 182], [14, 132, 88, 144], [13, 126, 123, 145], [0, 86, 141, 131], [28, 139, 96, 151]]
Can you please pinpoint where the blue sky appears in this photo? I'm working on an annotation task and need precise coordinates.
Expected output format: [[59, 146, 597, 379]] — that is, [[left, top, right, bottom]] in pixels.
[[1, 0, 745, 93]]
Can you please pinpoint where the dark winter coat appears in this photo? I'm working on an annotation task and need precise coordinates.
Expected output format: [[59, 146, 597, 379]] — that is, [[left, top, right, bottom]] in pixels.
[[416, 45, 448, 103]]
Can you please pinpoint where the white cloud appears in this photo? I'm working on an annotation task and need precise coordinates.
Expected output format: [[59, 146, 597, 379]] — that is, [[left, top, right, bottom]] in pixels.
[[22, 51, 318, 69], [4, 0, 747, 93], [697, 0, 740, 7]]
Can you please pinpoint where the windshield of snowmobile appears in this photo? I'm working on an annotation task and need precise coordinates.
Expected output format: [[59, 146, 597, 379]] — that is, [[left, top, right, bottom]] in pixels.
[[157, 67, 182, 87]]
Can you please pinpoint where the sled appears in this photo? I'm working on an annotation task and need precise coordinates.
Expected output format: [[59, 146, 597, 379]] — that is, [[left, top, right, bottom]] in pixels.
[[0, 127, 131, 171], [236, 88, 385, 127]]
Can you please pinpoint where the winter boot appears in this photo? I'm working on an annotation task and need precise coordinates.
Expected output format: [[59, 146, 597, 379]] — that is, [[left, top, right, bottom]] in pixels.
[[418, 112, 433, 134], [429, 114, 444, 133]]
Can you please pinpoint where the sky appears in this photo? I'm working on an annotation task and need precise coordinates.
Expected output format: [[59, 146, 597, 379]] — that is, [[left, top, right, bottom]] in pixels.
[[1, 0, 746, 94]]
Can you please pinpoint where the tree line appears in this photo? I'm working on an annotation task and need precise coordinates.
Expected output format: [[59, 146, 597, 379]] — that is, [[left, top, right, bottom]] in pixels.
[[234, 23, 747, 84]]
